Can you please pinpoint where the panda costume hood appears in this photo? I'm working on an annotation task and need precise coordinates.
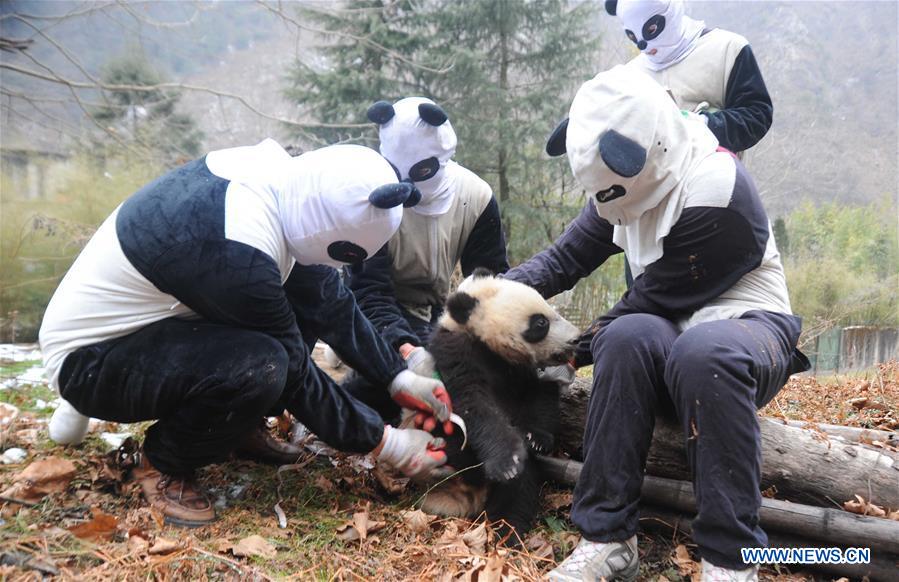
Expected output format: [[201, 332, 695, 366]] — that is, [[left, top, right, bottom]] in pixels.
[[607, 0, 705, 72], [206, 139, 413, 267], [547, 65, 718, 273], [368, 97, 458, 217]]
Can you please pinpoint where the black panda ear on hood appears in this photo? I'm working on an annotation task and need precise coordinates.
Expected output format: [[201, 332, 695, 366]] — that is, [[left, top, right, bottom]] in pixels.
[[446, 291, 478, 325], [367, 100, 396, 125], [368, 183, 417, 208], [545, 118, 569, 157], [418, 102, 448, 126], [604, 0, 618, 16]]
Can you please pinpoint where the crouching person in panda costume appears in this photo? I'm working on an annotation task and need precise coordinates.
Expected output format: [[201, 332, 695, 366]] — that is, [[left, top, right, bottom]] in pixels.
[[39, 139, 453, 527], [504, 67, 809, 581], [341, 97, 509, 425]]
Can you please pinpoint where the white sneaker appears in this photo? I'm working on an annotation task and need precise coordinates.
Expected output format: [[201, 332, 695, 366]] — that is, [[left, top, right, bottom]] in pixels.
[[700, 559, 759, 582], [547, 535, 639, 582]]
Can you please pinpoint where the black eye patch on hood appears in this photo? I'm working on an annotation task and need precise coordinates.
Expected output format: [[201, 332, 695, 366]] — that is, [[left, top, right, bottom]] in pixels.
[[523, 313, 550, 343], [642, 14, 666, 40], [599, 129, 646, 178], [327, 241, 369, 265], [408, 156, 440, 182]]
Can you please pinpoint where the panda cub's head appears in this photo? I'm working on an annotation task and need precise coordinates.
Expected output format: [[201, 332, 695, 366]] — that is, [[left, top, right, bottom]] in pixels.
[[439, 269, 580, 367]]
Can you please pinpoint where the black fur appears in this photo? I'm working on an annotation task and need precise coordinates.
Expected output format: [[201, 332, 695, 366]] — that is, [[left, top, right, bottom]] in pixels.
[[446, 292, 478, 325], [428, 326, 560, 542]]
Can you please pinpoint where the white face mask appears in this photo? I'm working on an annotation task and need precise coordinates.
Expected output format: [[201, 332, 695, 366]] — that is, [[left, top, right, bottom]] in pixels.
[[546, 65, 718, 270], [206, 140, 416, 267], [615, 0, 705, 71], [369, 97, 458, 216]]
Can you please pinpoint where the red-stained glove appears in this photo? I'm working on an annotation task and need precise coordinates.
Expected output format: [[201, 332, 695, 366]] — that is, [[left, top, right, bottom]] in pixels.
[[388, 369, 454, 435], [375, 425, 452, 480]]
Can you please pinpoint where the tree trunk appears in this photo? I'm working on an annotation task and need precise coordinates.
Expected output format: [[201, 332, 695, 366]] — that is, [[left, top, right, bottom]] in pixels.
[[558, 378, 899, 507], [538, 457, 899, 556], [640, 505, 899, 581]]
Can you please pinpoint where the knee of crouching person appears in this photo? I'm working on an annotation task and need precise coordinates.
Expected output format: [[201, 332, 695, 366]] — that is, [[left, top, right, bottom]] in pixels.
[[234, 336, 289, 411]]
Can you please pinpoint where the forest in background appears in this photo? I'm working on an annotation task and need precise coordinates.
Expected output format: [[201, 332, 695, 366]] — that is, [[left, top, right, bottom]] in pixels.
[[1, 0, 897, 343]]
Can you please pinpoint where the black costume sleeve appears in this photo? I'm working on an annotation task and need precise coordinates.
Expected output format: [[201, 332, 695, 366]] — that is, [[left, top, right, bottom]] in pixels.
[[151, 239, 387, 452], [703, 45, 773, 152], [504, 199, 622, 299], [347, 245, 421, 349], [285, 262, 407, 385], [459, 196, 510, 276]]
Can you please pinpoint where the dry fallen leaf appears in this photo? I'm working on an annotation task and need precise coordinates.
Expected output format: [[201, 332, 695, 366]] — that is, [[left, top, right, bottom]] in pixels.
[[230, 534, 276, 559], [400, 509, 434, 533], [372, 464, 409, 495], [0, 456, 77, 503], [673, 544, 701, 578], [336, 522, 361, 542], [68, 507, 118, 541], [353, 510, 370, 541], [314, 474, 335, 492], [888, 510, 899, 521], [462, 522, 487, 555], [525, 534, 554, 561], [149, 537, 182, 555], [127, 534, 149, 555], [843, 494, 887, 517], [481, 552, 505, 582]]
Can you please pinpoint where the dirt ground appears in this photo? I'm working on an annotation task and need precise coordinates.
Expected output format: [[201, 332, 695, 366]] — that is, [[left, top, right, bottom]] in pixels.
[[0, 347, 896, 581]]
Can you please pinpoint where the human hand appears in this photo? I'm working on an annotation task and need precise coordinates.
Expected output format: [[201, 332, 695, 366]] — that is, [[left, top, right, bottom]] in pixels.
[[388, 370, 454, 435], [375, 425, 451, 479]]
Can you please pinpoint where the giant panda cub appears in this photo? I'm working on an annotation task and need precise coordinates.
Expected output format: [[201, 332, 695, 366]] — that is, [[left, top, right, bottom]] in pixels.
[[419, 268, 580, 542]]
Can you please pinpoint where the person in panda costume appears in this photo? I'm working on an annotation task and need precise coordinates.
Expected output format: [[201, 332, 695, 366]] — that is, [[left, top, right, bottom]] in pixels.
[[341, 97, 509, 423], [504, 67, 808, 581], [39, 139, 453, 527], [605, 0, 773, 156]]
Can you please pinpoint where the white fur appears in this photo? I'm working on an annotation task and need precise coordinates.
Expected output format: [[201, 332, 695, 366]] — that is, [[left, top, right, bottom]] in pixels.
[[439, 275, 579, 366]]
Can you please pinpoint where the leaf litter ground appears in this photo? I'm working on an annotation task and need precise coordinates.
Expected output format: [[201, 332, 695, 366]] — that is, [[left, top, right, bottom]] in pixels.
[[1, 348, 896, 581]]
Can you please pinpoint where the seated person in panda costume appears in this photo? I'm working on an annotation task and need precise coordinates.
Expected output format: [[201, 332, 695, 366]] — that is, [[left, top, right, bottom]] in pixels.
[[341, 97, 509, 423], [502, 67, 808, 581], [606, 0, 773, 156], [39, 139, 453, 527]]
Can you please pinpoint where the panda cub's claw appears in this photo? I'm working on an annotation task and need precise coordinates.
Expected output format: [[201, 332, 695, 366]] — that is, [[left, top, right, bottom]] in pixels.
[[484, 440, 527, 483], [524, 429, 554, 454]]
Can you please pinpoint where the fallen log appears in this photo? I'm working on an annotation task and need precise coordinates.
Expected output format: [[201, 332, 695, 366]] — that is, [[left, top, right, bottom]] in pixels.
[[538, 456, 899, 556], [773, 419, 899, 447], [640, 505, 899, 582], [558, 378, 899, 507]]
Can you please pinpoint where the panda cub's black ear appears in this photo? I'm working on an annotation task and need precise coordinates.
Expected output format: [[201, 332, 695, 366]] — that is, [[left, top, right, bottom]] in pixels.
[[446, 292, 478, 325], [471, 267, 494, 279]]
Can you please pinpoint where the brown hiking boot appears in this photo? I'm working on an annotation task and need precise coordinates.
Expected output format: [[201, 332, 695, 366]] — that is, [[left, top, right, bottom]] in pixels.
[[132, 453, 215, 528], [233, 424, 306, 465]]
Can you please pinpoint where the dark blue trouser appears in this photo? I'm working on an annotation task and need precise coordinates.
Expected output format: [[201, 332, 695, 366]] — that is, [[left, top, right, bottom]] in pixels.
[[571, 310, 806, 569], [58, 318, 288, 475]]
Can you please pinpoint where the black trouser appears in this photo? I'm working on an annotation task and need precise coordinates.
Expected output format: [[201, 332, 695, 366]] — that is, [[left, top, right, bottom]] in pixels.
[[570, 310, 807, 569], [342, 310, 433, 422], [59, 318, 288, 476]]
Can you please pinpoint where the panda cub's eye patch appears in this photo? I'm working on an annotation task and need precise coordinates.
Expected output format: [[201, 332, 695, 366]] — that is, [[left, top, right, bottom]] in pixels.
[[408, 157, 440, 182], [523, 313, 550, 343]]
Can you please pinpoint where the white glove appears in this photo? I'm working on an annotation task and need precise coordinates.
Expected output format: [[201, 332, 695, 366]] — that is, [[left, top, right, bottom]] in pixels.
[[376, 425, 450, 479], [388, 369, 451, 424], [49, 399, 90, 444], [537, 363, 576, 388], [681, 109, 709, 126], [404, 346, 436, 378]]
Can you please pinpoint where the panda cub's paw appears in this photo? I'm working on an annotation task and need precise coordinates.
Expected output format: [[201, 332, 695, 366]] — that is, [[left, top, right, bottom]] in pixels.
[[524, 429, 554, 454], [484, 439, 528, 482]]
